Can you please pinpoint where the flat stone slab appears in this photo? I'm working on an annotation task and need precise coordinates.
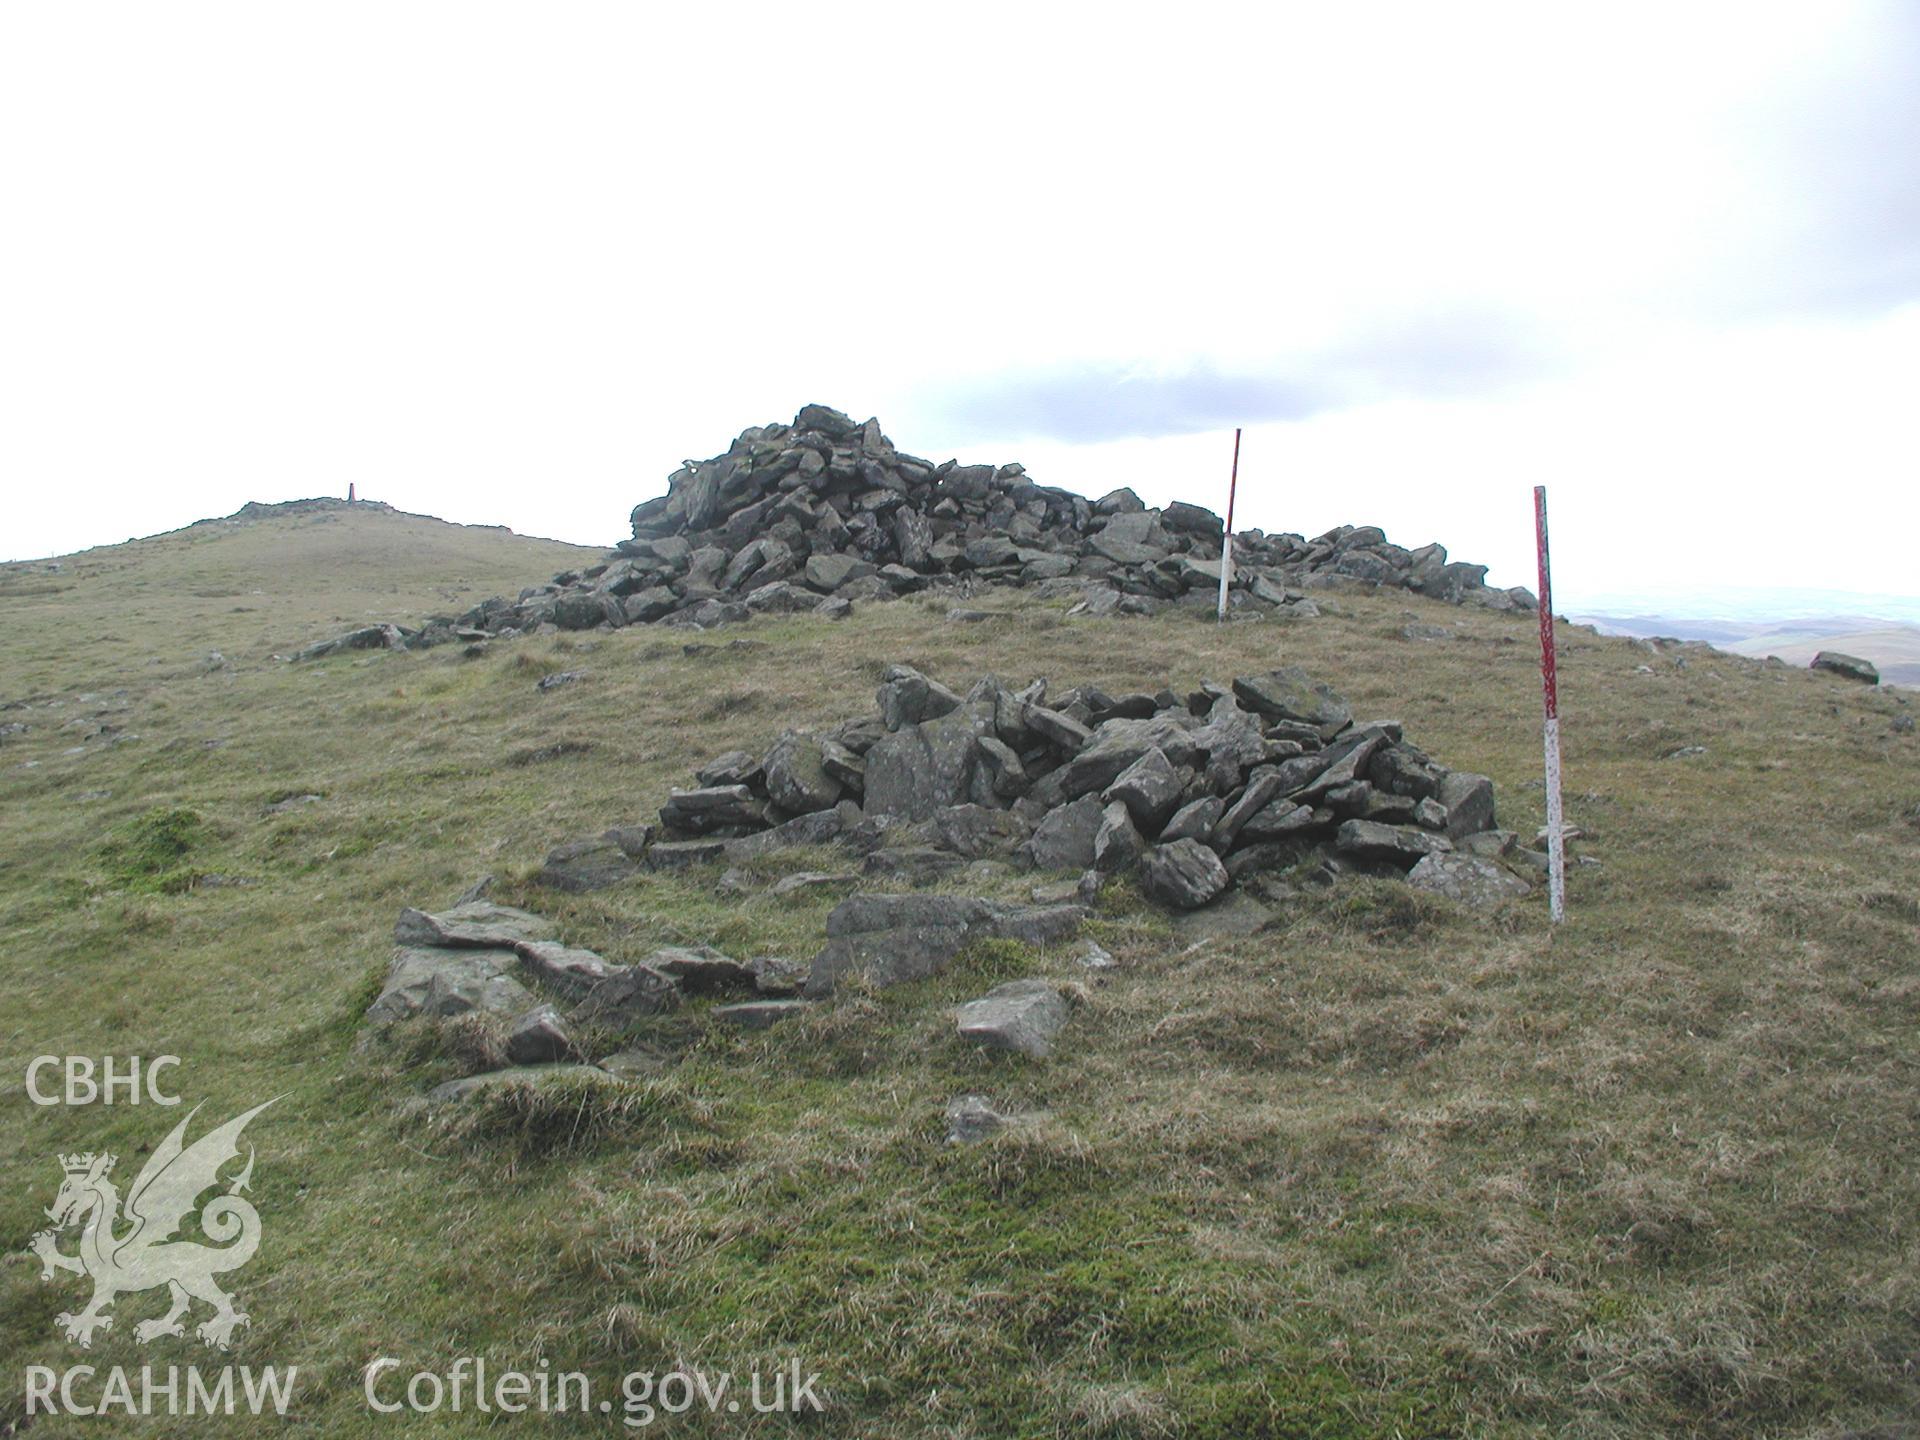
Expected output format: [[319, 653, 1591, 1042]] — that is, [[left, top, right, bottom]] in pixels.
[[515, 940, 618, 995], [535, 836, 642, 892], [804, 893, 1085, 996], [426, 1064, 610, 1105], [643, 838, 729, 870], [393, 901, 558, 949], [1336, 818, 1454, 866], [765, 871, 859, 898], [1406, 852, 1531, 910], [946, 1093, 1006, 1142], [713, 999, 814, 1030], [955, 979, 1069, 1058], [598, 1045, 671, 1079], [645, 945, 756, 994], [1170, 889, 1277, 941], [721, 806, 853, 862]]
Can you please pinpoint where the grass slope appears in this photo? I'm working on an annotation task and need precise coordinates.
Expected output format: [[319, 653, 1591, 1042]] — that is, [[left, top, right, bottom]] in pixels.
[[1, 511, 1917, 1438]]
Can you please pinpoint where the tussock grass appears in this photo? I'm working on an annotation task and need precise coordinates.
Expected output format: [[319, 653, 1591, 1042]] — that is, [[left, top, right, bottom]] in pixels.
[[0, 507, 1916, 1436], [94, 804, 211, 893], [440, 1071, 715, 1160]]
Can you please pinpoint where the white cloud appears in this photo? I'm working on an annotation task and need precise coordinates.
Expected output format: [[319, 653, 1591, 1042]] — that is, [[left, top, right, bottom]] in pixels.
[[1, 1, 1913, 606]]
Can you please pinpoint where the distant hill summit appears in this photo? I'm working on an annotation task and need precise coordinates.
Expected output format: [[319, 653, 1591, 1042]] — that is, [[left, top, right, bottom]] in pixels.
[[299, 404, 1534, 657], [223, 496, 395, 522]]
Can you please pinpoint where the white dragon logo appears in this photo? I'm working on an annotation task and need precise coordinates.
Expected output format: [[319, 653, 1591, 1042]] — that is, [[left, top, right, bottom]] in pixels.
[[27, 1099, 276, 1350]]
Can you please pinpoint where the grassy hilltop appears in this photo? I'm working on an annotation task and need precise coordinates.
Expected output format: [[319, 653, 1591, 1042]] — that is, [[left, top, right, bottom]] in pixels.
[[1, 505, 1917, 1438]]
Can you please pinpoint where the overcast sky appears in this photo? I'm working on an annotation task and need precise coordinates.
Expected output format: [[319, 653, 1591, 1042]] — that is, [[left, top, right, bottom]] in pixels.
[[3, 2, 1914, 607]]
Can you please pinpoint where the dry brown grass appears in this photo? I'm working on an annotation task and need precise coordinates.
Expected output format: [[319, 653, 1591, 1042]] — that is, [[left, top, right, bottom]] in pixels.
[[0, 508, 1916, 1436]]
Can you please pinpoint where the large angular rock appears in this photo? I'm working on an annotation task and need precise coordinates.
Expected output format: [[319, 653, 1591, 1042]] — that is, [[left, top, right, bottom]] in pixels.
[[294, 623, 410, 661], [743, 579, 819, 614], [1193, 697, 1270, 790], [367, 947, 531, 1025], [963, 536, 1020, 568], [1090, 531, 1166, 566], [863, 710, 986, 820], [1335, 819, 1454, 866], [1167, 553, 1222, 591], [1231, 668, 1353, 741], [1093, 801, 1145, 873], [1369, 742, 1443, 800], [1288, 727, 1391, 806], [762, 731, 843, 814], [1238, 798, 1318, 842], [1212, 771, 1285, 849], [506, 1005, 573, 1064], [876, 663, 962, 730], [695, 750, 762, 787], [1138, 839, 1230, 909], [568, 963, 682, 1029], [1161, 795, 1225, 843], [1024, 704, 1092, 751], [1025, 794, 1105, 871], [975, 735, 1029, 799], [892, 508, 934, 569], [1162, 501, 1224, 541], [624, 586, 680, 624], [803, 553, 866, 592], [819, 737, 866, 795], [1406, 853, 1531, 910], [796, 402, 859, 436], [1102, 747, 1184, 831], [955, 980, 1069, 1058], [1811, 651, 1879, 684], [803, 894, 1084, 996], [1037, 715, 1202, 803], [1434, 772, 1496, 838]]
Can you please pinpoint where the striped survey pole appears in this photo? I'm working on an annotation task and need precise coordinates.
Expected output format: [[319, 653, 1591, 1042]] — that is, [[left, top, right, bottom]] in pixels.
[[1215, 427, 1241, 621], [1535, 484, 1566, 922]]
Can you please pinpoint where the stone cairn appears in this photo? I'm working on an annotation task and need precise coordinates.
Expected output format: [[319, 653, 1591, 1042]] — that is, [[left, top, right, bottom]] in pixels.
[[559, 661, 1519, 908], [300, 404, 1535, 656], [371, 662, 1534, 1090]]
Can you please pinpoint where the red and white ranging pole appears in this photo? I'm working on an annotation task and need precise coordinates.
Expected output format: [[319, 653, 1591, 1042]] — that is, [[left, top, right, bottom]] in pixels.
[[1534, 484, 1567, 923], [1216, 428, 1241, 621]]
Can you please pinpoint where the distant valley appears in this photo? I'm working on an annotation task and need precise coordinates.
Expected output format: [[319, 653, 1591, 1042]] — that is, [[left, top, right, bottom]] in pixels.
[[1573, 604, 1920, 688]]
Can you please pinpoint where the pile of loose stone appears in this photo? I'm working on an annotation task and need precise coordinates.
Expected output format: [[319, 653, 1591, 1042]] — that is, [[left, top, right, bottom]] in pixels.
[[540, 662, 1523, 915], [302, 404, 1534, 656], [365, 895, 824, 1101], [368, 663, 1534, 1095]]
